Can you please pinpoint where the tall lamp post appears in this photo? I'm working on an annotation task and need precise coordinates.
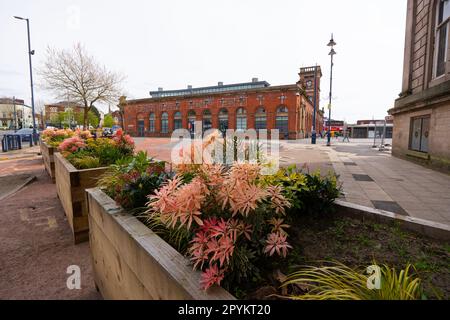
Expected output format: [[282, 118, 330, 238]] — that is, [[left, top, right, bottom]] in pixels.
[[311, 64, 318, 144], [326, 34, 336, 147], [14, 16, 37, 144]]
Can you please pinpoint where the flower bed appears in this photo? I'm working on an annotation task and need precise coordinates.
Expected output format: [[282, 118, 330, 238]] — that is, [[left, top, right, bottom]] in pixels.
[[55, 152, 108, 244], [40, 128, 76, 181], [54, 129, 135, 244], [86, 187, 235, 300], [89, 154, 447, 300]]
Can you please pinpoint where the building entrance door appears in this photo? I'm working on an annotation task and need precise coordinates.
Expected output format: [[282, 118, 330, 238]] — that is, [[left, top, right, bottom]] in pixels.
[[138, 120, 145, 137], [410, 116, 430, 153]]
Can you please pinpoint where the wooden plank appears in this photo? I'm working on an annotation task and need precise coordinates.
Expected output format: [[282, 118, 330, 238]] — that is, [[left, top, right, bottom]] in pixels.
[[54, 153, 108, 244], [86, 188, 235, 300], [40, 140, 56, 182]]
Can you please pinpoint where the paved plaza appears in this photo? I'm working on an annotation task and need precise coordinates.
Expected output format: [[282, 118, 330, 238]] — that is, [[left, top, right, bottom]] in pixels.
[[0, 156, 100, 300], [0, 137, 449, 299], [135, 137, 450, 226]]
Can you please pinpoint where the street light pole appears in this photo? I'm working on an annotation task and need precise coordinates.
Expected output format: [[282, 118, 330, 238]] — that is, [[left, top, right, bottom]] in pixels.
[[327, 34, 336, 147], [12, 96, 17, 132], [14, 16, 37, 144], [311, 64, 318, 145]]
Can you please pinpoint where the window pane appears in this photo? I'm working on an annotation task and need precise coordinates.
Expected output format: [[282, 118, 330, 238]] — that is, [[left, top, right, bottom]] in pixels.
[[255, 116, 267, 130], [436, 24, 448, 77]]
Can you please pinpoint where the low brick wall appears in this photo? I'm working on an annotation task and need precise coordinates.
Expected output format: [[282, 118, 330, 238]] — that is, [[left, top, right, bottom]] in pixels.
[[85, 188, 235, 300], [54, 153, 108, 244]]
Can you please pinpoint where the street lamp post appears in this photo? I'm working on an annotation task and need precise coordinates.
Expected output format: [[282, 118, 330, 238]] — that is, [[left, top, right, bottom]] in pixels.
[[326, 34, 336, 147], [14, 16, 37, 144], [311, 64, 318, 145]]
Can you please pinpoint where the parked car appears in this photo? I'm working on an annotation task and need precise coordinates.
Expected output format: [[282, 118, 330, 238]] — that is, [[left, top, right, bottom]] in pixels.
[[15, 128, 40, 142], [102, 127, 113, 137]]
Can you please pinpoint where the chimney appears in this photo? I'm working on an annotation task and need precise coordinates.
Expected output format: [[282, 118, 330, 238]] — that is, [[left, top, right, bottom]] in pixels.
[[252, 78, 258, 83], [188, 85, 193, 90], [218, 82, 224, 86], [158, 87, 163, 92]]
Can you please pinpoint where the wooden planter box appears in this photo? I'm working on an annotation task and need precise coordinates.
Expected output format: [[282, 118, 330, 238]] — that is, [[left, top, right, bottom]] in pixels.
[[55, 153, 108, 244], [40, 140, 56, 182], [85, 188, 235, 300]]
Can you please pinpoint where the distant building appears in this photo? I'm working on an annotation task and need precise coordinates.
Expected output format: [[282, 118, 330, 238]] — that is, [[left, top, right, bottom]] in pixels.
[[44, 101, 85, 128], [389, 0, 450, 172], [348, 119, 394, 139], [324, 119, 345, 135], [0, 97, 34, 129], [120, 67, 324, 140]]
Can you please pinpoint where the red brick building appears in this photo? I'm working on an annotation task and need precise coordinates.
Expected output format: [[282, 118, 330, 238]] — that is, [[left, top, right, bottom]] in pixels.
[[45, 101, 85, 126], [121, 67, 323, 140]]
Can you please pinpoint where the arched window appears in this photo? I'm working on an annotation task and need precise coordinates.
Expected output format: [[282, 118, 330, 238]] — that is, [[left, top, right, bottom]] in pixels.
[[236, 107, 247, 131], [255, 107, 266, 130], [174, 111, 182, 130], [149, 113, 155, 132], [218, 108, 228, 133], [161, 112, 169, 133], [188, 110, 196, 133], [276, 106, 289, 136], [203, 109, 212, 132]]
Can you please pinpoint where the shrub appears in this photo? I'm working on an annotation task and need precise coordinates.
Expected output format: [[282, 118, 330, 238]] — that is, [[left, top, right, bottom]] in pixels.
[[58, 130, 135, 170], [42, 128, 75, 147], [283, 262, 423, 300], [70, 155, 101, 169], [98, 151, 168, 210], [112, 128, 135, 156], [58, 136, 86, 154], [263, 165, 341, 217], [147, 163, 292, 290]]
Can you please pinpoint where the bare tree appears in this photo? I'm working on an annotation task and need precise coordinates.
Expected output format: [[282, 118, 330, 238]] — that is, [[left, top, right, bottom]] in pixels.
[[39, 43, 124, 129]]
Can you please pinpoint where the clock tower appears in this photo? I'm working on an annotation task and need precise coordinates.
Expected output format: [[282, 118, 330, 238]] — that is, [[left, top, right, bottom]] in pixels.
[[298, 66, 322, 110]]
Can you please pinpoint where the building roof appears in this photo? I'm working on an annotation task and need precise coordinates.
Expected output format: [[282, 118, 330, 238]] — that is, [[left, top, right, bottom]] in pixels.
[[45, 101, 85, 108], [0, 98, 25, 105], [124, 83, 300, 105], [150, 80, 271, 98]]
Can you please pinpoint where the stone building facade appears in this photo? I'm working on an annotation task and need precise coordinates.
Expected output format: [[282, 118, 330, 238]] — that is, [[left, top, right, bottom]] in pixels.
[[0, 97, 34, 129], [390, 0, 450, 171], [121, 67, 324, 140]]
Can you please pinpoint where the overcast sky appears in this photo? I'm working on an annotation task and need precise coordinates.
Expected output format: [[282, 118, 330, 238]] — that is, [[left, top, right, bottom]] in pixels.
[[0, 0, 407, 123]]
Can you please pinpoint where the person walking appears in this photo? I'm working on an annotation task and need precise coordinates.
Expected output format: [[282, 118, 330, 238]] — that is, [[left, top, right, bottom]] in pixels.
[[343, 129, 350, 142]]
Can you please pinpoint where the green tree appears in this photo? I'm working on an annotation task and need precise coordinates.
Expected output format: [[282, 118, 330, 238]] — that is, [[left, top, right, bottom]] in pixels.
[[88, 111, 99, 128], [103, 114, 114, 128]]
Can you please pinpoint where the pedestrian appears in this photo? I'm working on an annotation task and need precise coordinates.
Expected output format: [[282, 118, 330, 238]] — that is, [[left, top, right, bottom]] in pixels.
[[343, 130, 350, 142]]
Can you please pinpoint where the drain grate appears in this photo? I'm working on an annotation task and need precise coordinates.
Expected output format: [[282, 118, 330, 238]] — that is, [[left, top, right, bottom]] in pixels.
[[352, 174, 374, 182], [344, 162, 357, 166], [371, 200, 408, 216]]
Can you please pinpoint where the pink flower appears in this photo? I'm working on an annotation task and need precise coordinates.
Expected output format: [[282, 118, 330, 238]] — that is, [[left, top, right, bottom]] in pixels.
[[267, 185, 291, 215], [200, 264, 225, 290], [58, 136, 86, 154], [268, 217, 290, 235], [264, 232, 292, 258]]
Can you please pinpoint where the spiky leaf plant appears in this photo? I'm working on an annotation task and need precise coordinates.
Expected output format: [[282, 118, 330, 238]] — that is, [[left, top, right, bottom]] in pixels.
[[283, 262, 423, 300]]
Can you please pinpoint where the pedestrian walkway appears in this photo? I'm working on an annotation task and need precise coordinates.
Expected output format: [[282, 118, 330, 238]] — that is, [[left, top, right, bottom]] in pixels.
[[0, 157, 100, 299], [324, 141, 450, 226]]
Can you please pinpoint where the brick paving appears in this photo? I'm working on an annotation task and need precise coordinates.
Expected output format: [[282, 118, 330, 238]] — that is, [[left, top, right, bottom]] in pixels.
[[324, 140, 450, 225], [0, 157, 100, 300]]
